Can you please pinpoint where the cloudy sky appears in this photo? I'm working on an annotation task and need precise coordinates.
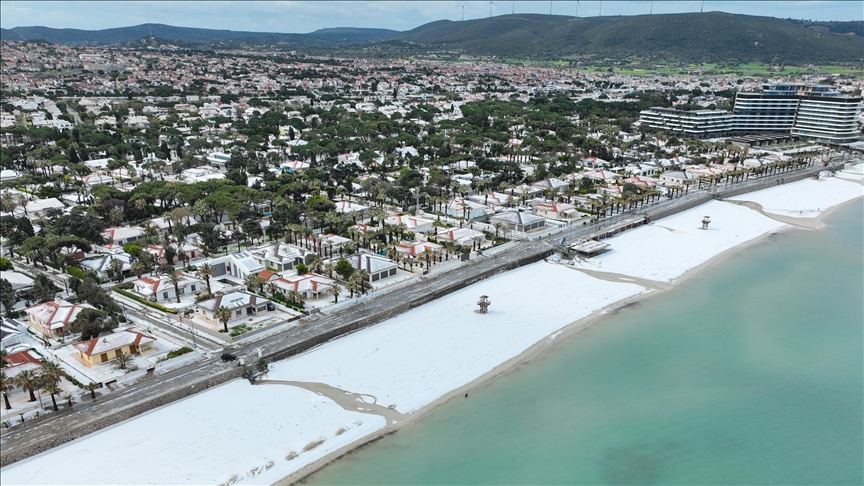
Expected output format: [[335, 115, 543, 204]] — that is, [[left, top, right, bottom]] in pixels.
[[1, 1, 860, 33]]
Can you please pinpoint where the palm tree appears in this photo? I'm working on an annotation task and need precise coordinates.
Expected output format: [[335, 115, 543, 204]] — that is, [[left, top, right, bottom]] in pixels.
[[14, 369, 39, 402], [266, 282, 279, 299], [196, 263, 213, 293], [323, 261, 336, 279], [214, 306, 232, 333], [244, 274, 265, 293], [287, 289, 305, 307], [39, 360, 64, 387], [115, 350, 133, 370], [83, 382, 100, 400], [1, 371, 14, 410], [110, 258, 125, 283], [165, 269, 183, 303], [131, 262, 146, 279], [42, 382, 60, 411], [331, 283, 342, 303]]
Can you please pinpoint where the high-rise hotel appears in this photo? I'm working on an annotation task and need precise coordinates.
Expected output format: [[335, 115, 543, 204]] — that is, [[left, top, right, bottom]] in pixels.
[[639, 84, 862, 143]]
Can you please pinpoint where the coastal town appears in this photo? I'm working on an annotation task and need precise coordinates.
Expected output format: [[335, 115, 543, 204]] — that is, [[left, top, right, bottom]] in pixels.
[[0, 31, 863, 484]]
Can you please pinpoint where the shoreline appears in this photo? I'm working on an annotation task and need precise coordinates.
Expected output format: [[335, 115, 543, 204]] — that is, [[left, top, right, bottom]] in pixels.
[[281, 195, 863, 486]]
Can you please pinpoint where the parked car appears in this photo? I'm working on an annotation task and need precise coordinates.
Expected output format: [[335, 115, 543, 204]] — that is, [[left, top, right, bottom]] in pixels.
[[220, 352, 237, 362]]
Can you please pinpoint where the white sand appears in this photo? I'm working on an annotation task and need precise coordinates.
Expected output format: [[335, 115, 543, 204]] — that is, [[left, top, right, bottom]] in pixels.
[[0, 381, 386, 486], [729, 177, 863, 218], [577, 200, 788, 283], [835, 163, 864, 184], [268, 262, 647, 414]]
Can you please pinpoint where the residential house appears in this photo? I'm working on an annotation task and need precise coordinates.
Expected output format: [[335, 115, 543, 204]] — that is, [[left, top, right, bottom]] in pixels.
[[343, 253, 398, 283], [333, 199, 369, 217], [73, 329, 157, 366], [196, 291, 272, 326], [24, 300, 96, 338], [1, 349, 42, 378], [247, 242, 313, 273], [0, 319, 23, 350], [467, 192, 517, 208], [131, 273, 204, 303], [490, 211, 547, 233], [444, 198, 494, 221], [208, 252, 265, 280], [79, 250, 132, 281], [101, 226, 146, 245], [395, 240, 443, 257], [13, 197, 66, 219], [272, 272, 334, 300], [384, 214, 434, 234], [658, 171, 693, 187], [532, 202, 583, 221], [145, 243, 201, 265], [531, 177, 570, 194], [435, 227, 486, 247], [623, 176, 660, 189]]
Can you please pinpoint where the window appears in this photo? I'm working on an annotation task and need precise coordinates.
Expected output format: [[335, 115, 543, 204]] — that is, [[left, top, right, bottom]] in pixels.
[[100, 353, 108, 362], [191, 285, 196, 291], [235, 310, 242, 317], [178, 287, 186, 295], [163, 292, 169, 299]]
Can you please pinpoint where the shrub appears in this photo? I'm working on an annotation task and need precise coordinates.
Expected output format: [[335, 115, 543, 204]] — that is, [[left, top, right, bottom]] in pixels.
[[66, 267, 88, 280], [229, 324, 251, 337], [165, 346, 193, 360], [0, 257, 11, 271], [113, 288, 178, 314], [61, 371, 84, 388]]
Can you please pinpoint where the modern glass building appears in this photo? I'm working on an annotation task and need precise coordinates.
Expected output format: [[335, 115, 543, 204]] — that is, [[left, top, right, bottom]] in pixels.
[[639, 84, 862, 143]]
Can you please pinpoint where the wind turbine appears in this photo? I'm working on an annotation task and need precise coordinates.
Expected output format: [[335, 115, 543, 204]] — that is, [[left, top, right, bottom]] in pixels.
[[599, 0, 603, 16], [549, 0, 553, 15], [459, 2, 466, 21], [576, 0, 582, 18], [650, 0, 653, 15], [486, 0, 496, 18], [511, 0, 515, 15], [701, 0, 705, 13]]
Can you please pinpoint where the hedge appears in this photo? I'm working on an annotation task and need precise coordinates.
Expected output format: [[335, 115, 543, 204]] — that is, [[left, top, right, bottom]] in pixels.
[[113, 288, 179, 314], [165, 346, 193, 360]]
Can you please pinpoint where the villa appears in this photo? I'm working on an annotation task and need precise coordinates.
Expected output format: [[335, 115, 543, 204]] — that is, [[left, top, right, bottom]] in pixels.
[[24, 300, 97, 338], [73, 329, 157, 367]]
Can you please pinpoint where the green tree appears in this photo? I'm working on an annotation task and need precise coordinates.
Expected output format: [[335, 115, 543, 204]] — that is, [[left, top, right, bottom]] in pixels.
[[335, 258, 354, 281], [0, 278, 15, 316]]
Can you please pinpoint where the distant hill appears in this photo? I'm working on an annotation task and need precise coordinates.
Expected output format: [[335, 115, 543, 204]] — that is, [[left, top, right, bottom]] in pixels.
[[393, 12, 864, 64], [0, 23, 397, 46], [1, 14, 861, 64]]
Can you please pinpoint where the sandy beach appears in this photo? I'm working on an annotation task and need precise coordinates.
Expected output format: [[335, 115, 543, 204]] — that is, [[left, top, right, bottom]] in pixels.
[[2, 171, 861, 486]]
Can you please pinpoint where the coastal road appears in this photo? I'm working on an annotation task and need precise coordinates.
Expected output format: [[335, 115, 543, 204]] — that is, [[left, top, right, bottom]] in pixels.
[[0, 166, 822, 465]]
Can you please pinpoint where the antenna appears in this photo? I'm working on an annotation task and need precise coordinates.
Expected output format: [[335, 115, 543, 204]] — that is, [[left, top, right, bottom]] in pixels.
[[701, 0, 704, 12], [459, 2, 466, 21], [511, 0, 515, 15], [599, 0, 603, 16], [486, 0, 496, 18], [650, 0, 653, 15], [549, 0, 553, 15]]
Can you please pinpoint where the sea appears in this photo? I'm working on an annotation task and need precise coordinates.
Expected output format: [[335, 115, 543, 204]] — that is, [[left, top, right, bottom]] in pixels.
[[302, 200, 863, 485]]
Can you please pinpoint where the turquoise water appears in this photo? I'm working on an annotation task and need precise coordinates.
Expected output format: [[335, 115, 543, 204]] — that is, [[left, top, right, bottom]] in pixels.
[[303, 201, 864, 485]]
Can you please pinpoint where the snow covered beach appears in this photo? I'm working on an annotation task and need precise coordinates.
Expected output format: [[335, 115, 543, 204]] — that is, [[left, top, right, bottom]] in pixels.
[[2, 172, 861, 486]]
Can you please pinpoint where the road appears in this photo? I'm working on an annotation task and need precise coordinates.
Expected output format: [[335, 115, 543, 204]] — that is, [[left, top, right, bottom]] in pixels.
[[0, 166, 821, 464]]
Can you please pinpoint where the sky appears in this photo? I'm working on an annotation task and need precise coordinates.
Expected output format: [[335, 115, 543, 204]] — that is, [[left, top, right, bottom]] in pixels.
[[0, 1, 860, 33]]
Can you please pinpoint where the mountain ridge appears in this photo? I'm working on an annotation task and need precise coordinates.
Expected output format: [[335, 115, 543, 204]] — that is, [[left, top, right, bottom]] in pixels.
[[2, 14, 862, 64]]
